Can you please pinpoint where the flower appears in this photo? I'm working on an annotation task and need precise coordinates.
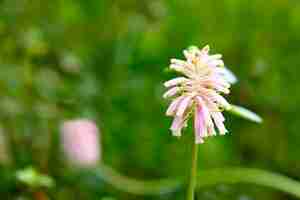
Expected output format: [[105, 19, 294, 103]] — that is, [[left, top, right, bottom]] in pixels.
[[61, 119, 101, 167], [163, 45, 232, 143]]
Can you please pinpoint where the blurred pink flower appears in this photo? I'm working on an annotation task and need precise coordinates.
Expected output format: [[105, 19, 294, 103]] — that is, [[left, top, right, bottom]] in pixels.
[[61, 119, 100, 167], [164, 45, 232, 143]]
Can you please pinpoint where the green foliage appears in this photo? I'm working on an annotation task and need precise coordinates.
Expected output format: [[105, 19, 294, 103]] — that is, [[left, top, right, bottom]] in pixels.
[[16, 167, 54, 188], [0, 0, 299, 199]]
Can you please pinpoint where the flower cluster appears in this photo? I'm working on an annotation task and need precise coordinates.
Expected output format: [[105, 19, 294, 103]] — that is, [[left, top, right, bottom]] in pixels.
[[164, 45, 233, 143]]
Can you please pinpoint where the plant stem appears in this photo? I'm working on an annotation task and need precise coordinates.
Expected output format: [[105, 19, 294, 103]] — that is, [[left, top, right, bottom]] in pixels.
[[186, 140, 198, 200]]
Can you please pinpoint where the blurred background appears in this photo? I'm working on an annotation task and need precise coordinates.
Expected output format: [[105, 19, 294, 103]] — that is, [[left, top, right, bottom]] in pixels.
[[0, 0, 300, 199]]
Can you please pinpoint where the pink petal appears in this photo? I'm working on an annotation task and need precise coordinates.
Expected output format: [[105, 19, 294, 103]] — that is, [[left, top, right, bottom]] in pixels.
[[202, 96, 219, 111], [170, 63, 195, 78], [194, 105, 206, 143], [213, 111, 225, 122], [163, 87, 180, 99], [170, 116, 185, 137], [208, 92, 231, 110], [164, 77, 188, 87], [196, 97, 215, 137], [201, 106, 215, 136], [166, 96, 184, 116], [176, 96, 192, 116], [211, 112, 228, 135]]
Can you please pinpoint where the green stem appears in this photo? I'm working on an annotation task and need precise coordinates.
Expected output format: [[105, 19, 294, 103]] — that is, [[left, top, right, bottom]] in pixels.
[[186, 141, 198, 200]]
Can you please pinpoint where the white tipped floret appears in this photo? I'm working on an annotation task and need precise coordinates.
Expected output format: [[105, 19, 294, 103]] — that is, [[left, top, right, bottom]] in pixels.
[[163, 87, 180, 99], [164, 77, 188, 87]]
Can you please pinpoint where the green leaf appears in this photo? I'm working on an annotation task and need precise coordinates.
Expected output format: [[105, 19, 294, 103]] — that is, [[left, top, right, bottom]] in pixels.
[[97, 164, 181, 195], [97, 165, 300, 198], [196, 168, 300, 198], [16, 167, 55, 188], [228, 104, 263, 123]]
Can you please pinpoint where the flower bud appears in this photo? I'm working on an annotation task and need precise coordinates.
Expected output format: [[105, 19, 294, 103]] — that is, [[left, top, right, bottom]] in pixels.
[[61, 119, 100, 167]]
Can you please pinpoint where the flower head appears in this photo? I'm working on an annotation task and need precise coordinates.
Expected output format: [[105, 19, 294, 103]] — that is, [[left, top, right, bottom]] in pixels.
[[61, 119, 101, 167], [164, 45, 232, 143]]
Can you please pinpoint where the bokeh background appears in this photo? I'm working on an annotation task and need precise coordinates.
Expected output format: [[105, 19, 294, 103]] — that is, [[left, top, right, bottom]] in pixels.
[[0, 0, 300, 199]]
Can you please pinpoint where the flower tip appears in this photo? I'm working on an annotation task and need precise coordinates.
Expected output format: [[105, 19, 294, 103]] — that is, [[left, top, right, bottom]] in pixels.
[[219, 67, 238, 84], [187, 45, 199, 52], [162, 94, 169, 99], [195, 137, 204, 144], [219, 129, 228, 135], [171, 130, 182, 137], [183, 49, 189, 57], [202, 45, 210, 52], [170, 58, 177, 63], [219, 61, 225, 67], [163, 87, 180, 98]]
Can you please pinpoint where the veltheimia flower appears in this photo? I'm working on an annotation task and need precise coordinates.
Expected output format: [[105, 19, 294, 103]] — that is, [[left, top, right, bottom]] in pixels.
[[164, 45, 235, 143]]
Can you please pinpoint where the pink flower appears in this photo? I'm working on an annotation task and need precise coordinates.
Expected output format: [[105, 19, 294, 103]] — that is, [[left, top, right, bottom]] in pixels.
[[164, 45, 232, 143], [61, 119, 101, 167]]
